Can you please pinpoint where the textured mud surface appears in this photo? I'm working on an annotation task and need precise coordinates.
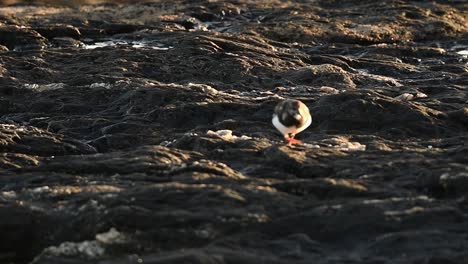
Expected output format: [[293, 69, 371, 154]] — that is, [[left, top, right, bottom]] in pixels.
[[0, 0, 467, 263]]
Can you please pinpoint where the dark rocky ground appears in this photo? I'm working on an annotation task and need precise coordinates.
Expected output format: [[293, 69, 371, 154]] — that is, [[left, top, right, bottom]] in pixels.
[[0, 0, 467, 263]]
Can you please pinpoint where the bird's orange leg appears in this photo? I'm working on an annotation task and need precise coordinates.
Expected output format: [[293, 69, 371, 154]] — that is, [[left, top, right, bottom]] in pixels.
[[284, 135, 302, 145]]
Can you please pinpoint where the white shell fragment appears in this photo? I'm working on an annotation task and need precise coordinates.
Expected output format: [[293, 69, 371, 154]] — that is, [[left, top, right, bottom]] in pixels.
[[395, 92, 428, 101], [206, 129, 252, 141], [338, 141, 367, 151], [95, 228, 127, 244]]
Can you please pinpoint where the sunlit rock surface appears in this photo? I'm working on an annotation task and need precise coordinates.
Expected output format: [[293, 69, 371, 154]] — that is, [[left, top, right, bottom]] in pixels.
[[0, 0, 467, 263]]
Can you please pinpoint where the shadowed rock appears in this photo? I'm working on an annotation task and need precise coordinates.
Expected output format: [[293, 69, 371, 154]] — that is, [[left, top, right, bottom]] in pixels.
[[0, 0, 467, 263]]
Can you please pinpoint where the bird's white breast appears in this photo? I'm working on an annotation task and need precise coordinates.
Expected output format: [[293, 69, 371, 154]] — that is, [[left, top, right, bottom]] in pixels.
[[272, 115, 298, 136], [272, 114, 311, 137], [295, 114, 312, 134]]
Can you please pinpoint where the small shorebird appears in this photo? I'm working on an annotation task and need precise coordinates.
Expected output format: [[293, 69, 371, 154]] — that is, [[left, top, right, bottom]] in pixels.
[[272, 99, 312, 145]]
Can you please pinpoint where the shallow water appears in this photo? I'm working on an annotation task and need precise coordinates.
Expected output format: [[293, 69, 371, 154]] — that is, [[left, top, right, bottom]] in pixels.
[[82, 39, 173, 50]]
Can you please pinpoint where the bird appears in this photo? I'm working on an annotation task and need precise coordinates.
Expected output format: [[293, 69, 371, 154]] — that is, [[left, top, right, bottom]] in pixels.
[[272, 99, 312, 145]]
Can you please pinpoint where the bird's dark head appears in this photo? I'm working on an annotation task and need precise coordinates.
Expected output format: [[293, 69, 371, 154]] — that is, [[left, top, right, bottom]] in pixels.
[[275, 99, 308, 128]]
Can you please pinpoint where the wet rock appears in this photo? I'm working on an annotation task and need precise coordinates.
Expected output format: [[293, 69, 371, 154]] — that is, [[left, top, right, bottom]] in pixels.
[[0, 25, 46, 50], [0, 124, 96, 156], [0, 1, 467, 264], [0, 152, 39, 169], [25, 145, 197, 174], [50, 37, 83, 48], [312, 91, 445, 136], [273, 178, 368, 198], [448, 107, 468, 126], [0, 204, 61, 263], [285, 64, 356, 90], [440, 172, 468, 196], [34, 25, 81, 40]]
